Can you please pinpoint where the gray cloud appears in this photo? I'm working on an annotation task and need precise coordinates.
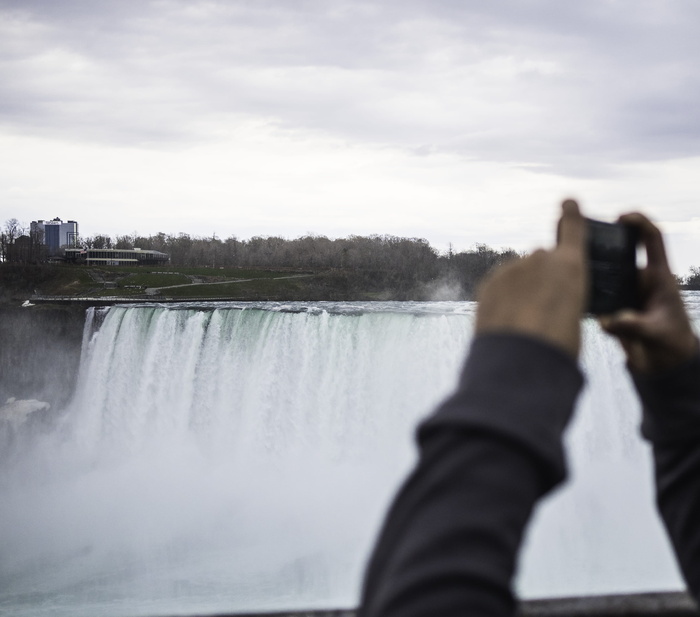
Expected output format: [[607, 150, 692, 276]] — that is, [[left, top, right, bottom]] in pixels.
[[1, 0, 699, 175]]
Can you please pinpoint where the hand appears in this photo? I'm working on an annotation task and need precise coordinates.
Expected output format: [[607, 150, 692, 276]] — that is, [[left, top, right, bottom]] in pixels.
[[475, 199, 588, 359], [599, 213, 697, 374]]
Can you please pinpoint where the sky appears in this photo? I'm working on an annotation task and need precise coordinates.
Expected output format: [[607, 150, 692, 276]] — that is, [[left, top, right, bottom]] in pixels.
[[1, 0, 700, 274]]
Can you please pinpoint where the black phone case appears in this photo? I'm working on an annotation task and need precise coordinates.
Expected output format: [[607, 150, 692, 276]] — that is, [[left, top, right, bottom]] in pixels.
[[586, 219, 639, 315]]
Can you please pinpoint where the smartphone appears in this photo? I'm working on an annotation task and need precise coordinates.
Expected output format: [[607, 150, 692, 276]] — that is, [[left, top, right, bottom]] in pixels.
[[586, 218, 639, 315]]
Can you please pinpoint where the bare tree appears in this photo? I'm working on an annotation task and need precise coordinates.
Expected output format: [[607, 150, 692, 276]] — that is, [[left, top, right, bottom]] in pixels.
[[83, 234, 113, 249], [1, 218, 26, 262], [115, 234, 135, 250], [686, 266, 700, 289]]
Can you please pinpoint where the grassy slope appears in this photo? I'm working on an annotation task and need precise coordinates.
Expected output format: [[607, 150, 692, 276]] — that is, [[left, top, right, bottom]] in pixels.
[[0, 264, 398, 302]]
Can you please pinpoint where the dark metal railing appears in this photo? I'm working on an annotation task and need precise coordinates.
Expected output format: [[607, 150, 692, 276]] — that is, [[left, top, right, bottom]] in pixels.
[[149, 592, 698, 617], [519, 591, 697, 617]]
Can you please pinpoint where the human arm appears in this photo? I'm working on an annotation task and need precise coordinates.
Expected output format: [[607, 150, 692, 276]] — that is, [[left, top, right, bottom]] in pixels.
[[358, 335, 583, 617], [599, 213, 700, 600], [358, 201, 588, 617], [632, 351, 700, 600]]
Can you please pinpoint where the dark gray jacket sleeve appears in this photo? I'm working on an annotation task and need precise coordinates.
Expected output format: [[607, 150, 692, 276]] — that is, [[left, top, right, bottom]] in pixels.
[[633, 346, 700, 602], [358, 333, 584, 617]]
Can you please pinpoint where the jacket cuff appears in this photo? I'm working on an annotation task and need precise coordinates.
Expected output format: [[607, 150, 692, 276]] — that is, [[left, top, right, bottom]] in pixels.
[[419, 333, 584, 488], [633, 347, 700, 444]]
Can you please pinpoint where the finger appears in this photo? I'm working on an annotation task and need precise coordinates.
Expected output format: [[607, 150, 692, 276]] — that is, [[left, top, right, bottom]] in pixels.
[[616, 336, 647, 372], [557, 199, 587, 255], [618, 212, 669, 270], [599, 310, 660, 356], [599, 310, 644, 335]]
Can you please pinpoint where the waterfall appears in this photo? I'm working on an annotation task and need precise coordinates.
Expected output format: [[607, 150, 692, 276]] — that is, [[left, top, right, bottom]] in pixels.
[[1, 298, 698, 617]]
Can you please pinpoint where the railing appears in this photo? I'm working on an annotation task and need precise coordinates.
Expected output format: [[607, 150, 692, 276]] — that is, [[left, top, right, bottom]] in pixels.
[[519, 592, 697, 617], [147, 592, 698, 617]]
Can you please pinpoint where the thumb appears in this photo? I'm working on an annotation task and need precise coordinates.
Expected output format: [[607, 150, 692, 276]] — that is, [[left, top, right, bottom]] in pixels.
[[557, 199, 587, 256]]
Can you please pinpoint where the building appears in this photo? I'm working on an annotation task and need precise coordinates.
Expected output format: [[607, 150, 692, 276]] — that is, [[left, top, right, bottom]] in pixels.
[[30, 218, 79, 253], [64, 248, 169, 266]]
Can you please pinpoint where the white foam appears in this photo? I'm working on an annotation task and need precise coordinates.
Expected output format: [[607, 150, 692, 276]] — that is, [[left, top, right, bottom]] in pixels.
[[2, 298, 699, 615]]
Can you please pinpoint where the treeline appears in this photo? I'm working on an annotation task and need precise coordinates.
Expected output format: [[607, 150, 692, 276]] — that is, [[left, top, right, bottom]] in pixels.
[[77, 229, 700, 291], [687, 267, 700, 289], [0, 219, 47, 264], [5, 216, 700, 296], [81, 231, 521, 298], [0, 218, 521, 299]]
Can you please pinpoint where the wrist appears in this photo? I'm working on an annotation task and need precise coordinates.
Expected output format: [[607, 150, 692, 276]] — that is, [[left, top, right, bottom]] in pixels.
[[632, 342, 700, 444]]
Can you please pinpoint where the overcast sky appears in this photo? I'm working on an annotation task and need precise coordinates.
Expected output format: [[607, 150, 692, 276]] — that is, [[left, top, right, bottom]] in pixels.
[[1, 0, 699, 273]]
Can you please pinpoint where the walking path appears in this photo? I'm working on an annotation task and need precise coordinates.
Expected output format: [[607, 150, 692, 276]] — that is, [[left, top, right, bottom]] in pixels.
[[145, 273, 315, 295]]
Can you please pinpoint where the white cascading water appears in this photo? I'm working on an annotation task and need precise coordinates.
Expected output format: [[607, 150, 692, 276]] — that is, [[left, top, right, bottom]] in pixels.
[[2, 297, 699, 617]]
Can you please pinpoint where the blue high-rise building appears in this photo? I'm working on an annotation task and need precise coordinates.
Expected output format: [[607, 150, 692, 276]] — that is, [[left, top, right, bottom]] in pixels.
[[30, 218, 79, 254]]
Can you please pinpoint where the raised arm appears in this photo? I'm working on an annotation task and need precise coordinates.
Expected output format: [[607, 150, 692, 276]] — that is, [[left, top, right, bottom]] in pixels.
[[358, 201, 588, 617], [600, 213, 700, 600]]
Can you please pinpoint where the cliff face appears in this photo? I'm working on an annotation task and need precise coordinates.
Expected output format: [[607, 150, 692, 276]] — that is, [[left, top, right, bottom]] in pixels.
[[0, 305, 86, 412]]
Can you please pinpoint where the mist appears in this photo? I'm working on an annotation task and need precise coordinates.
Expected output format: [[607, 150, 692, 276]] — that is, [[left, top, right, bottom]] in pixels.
[[2, 299, 697, 616]]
